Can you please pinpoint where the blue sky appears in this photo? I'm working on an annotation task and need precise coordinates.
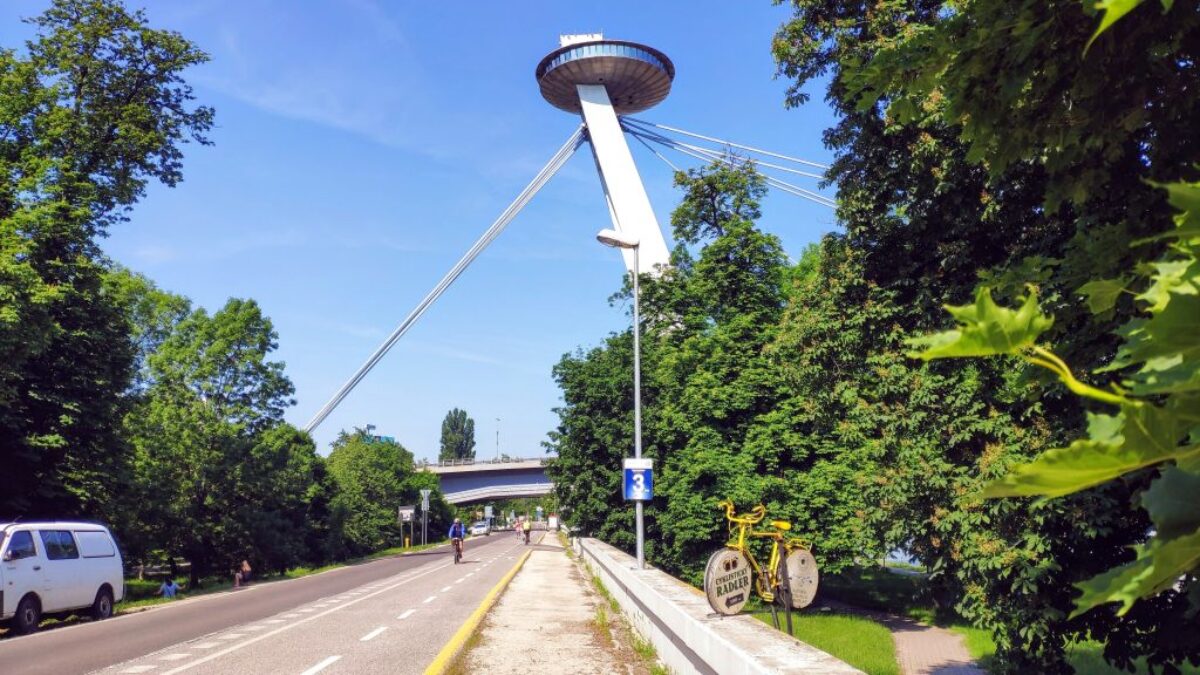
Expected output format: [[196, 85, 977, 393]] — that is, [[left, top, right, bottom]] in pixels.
[[1, 1, 839, 461]]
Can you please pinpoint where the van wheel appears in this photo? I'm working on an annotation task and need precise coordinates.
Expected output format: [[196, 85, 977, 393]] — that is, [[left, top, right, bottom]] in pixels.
[[91, 586, 114, 620], [12, 595, 40, 634]]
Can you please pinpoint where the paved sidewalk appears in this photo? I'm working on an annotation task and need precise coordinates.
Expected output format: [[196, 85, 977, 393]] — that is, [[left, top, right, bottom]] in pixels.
[[827, 601, 983, 675], [463, 533, 627, 674]]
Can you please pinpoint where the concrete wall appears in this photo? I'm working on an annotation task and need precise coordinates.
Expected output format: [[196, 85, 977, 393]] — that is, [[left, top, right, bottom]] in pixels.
[[573, 537, 862, 675]]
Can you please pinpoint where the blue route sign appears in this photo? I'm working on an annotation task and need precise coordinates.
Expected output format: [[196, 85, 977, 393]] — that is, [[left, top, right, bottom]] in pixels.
[[623, 458, 654, 501]]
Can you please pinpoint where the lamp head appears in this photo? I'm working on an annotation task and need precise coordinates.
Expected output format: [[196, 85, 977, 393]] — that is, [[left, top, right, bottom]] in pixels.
[[596, 229, 640, 249]]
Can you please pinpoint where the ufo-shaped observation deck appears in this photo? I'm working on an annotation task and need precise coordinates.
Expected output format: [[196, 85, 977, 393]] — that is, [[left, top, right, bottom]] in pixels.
[[536, 40, 675, 115]]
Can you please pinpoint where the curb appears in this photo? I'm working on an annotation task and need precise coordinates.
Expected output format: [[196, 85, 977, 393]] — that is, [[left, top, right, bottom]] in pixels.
[[423, 547, 534, 674]]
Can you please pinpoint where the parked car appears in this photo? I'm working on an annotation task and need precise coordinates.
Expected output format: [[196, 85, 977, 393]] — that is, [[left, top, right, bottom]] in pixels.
[[469, 521, 490, 536], [0, 521, 125, 634]]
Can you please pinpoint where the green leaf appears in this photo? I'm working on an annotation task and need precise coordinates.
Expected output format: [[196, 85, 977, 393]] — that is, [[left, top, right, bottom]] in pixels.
[[982, 403, 1188, 498], [1085, 0, 1147, 53], [1141, 467, 1200, 538], [908, 287, 1053, 360], [1072, 528, 1200, 617], [1078, 277, 1129, 314]]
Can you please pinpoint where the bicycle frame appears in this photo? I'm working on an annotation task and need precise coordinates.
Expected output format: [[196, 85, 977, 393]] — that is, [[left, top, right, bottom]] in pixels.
[[717, 500, 811, 604]]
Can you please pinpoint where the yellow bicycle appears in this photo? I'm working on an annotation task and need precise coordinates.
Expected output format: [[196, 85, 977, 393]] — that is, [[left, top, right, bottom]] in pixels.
[[703, 500, 819, 631]]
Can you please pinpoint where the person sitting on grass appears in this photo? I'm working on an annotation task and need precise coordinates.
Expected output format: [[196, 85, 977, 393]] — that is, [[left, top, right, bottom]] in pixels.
[[234, 559, 252, 587], [156, 578, 181, 599]]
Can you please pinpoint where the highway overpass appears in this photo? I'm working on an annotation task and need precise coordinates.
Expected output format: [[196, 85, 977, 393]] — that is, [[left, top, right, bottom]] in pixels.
[[424, 458, 552, 504]]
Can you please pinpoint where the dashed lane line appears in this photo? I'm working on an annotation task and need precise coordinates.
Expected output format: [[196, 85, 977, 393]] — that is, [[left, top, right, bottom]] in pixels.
[[360, 627, 388, 642], [160, 654, 191, 661], [219, 633, 246, 640], [423, 595, 436, 604], [441, 586, 451, 592], [121, 666, 157, 673], [397, 609, 416, 620], [157, 560, 452, 675], [191, 643, 219, 650], [299, 655, 341, 675]]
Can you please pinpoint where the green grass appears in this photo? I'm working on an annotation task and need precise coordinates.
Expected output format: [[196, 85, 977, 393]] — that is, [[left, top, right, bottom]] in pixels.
[[824, 566, 1200, 674], [753, 610, 899, 675]]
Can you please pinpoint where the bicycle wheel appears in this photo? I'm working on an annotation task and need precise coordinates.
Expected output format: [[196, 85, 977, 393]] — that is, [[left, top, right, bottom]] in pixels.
[[785, 547, 819, 609], [704, 548, 752, 616]]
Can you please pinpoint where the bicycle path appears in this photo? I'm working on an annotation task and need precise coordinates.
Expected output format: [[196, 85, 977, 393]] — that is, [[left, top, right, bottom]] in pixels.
[[462, 533, 638, 674], [826, 600, 983, 675]]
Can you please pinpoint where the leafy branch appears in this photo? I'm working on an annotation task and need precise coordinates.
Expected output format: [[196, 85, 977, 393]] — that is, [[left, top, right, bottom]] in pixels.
[[909, 180, 1200, 617]]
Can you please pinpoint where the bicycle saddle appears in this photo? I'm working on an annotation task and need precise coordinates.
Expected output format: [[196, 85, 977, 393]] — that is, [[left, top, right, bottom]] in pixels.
[[771, 520, 792, 531]]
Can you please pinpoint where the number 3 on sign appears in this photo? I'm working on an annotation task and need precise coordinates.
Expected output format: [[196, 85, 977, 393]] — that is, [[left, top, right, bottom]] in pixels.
[[623, 458, 654, 501]]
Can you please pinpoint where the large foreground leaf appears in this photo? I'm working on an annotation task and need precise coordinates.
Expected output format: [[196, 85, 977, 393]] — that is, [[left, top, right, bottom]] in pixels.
[[982, 404, 1188, 498], [1141, 467, 1200, 538], [909, 287, 1053, 360], [1073, 528, 1200, 617]]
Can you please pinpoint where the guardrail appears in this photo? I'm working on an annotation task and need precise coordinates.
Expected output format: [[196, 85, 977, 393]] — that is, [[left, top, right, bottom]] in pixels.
[[416, 456, 550, 468], [572, 537, 862, 674]]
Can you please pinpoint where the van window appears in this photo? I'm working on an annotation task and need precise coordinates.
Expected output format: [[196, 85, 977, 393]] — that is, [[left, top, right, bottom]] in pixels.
[[5, 530, 36, 560], [75, 530, 116, 558], [39, 530, 80, 560]]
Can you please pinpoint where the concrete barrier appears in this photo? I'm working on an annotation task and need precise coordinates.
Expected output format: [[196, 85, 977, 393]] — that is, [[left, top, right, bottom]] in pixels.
[[573, 537, 862, 675]]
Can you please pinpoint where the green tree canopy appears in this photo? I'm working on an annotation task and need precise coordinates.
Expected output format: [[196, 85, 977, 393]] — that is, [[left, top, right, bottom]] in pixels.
[[0, 0, 212, 519], [439, 408, 476, 462]]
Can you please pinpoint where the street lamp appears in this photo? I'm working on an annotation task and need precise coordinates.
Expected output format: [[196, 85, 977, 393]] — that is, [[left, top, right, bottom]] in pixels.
[[595, 228, 647, 570]]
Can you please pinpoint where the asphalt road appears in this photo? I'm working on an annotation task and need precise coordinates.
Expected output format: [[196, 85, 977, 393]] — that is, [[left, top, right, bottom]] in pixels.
[[0, 533, 542, 675]]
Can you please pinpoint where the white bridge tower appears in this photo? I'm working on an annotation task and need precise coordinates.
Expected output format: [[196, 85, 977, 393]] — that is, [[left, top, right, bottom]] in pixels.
[[535, 34, 674, 275]]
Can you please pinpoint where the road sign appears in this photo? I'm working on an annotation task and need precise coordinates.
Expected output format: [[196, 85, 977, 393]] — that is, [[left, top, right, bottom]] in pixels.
[[420, 488, 432, 511], [484, 505, 493, 519], [623, 458, 653, 501], [398, 505, 415, 523]]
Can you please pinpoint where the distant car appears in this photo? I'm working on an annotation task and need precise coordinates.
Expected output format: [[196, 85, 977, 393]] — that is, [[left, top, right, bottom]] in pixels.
[[469, 522, 490, 536], [0, 521, 125, 634]]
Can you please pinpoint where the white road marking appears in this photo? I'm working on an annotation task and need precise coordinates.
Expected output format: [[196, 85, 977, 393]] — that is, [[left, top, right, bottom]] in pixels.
[[282, 613, 301, 618], [397, 609, 416, 620], [159, 561, 454, 675], [265, 619, 286, 624], [160, 654, 191, 661], [298, 608, 315, 613], [299, 655, 341, 675], [242, 625, 264, 631], [455, 578, 465, 584], [360, 626, 388, 642], [441, 586, 451, 592], [423, 595, 436, 603], [190, 643, 219, 650], [219, 633, 246, 640], [121, 666, 157, 673]]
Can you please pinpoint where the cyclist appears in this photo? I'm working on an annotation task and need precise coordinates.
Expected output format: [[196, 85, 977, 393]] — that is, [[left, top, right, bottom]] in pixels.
[[522, 517, 532, 544], [448, 518, 467, 562]]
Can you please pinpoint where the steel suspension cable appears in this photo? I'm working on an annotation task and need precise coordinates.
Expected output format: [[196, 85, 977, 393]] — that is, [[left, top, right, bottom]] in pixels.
[[623, 117, 831, 170], [626, 127, 836, 209], [303, 126, 586, 433]]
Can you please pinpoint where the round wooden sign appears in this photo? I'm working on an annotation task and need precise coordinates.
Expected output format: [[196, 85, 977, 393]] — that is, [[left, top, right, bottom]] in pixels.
[[704, 548, 752, 615], [786, 548, 819, 609]]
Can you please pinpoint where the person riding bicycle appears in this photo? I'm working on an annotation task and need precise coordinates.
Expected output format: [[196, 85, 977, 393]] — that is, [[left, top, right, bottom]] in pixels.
[[522, 517, 532, 544], [448, 518, 467, 559]]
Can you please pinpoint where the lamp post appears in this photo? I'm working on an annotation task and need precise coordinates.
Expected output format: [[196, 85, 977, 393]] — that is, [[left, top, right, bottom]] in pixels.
[[596, 228, 646, 570]]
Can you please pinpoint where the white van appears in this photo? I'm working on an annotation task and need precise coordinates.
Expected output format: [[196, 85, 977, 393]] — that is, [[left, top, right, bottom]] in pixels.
[[1, 521, 125, 634]]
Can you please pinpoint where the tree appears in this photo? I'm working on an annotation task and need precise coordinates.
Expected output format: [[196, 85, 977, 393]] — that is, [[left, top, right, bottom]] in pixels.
[[771, 0, 1200, 669], [0, 0, 212, 518], [439, 408, 476, 461], [326, 428, 447, 554], [127, 298, 296, 585]]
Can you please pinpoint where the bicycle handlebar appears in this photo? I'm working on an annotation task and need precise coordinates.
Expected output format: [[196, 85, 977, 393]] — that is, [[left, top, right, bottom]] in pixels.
[[717, 500, 766, 524]]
